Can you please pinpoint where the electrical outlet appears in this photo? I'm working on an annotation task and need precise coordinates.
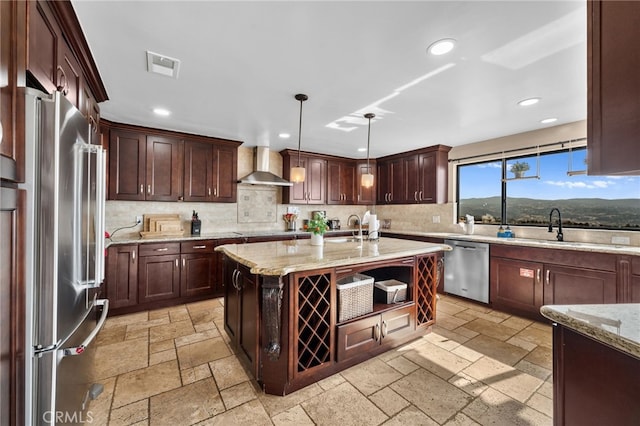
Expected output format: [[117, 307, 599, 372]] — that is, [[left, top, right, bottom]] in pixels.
[[135, 215, 143, 224], [611, 236, 630, 245], [432, 215, 440, 223]]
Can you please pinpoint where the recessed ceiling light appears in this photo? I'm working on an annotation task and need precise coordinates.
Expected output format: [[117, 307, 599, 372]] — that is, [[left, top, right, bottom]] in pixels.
[[518, 97, 540, 106], [540, 118, 557, 124], [428, 38, 456, 56], [153, 108, 171, 116], [278, 133, 291, 139], [357, 147, 367, 152], [146, 51, 181, 79]]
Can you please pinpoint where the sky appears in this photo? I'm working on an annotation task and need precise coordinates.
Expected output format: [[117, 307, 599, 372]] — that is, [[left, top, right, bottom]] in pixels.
[[459, 149, 640, 201]]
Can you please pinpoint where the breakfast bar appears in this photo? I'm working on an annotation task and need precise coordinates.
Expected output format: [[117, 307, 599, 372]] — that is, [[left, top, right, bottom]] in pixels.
[[215, 237, 450, 395]]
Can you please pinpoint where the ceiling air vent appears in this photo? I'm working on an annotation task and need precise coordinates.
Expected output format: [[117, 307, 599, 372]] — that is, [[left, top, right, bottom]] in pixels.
[[146, 51, 181, 78]]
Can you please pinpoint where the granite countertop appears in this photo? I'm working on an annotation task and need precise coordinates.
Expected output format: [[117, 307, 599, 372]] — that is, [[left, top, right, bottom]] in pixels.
[[105, 228, 639, 256], [383, 230, 640, 256], [106, 229, 351, 246], [540, 304, 640, 359], [215, 236, 450, 276]]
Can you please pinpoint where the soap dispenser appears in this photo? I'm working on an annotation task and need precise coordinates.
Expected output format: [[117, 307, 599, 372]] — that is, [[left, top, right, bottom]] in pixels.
[[497, 225, 506, 238]]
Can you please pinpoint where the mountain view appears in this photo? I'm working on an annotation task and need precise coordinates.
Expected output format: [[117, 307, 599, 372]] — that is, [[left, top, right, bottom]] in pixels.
[[460, 197, 640, 230]]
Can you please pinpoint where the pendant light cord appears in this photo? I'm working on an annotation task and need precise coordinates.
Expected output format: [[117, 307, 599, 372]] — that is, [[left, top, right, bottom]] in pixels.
[[365, 113, 375, 173], [295, 94, 308, 167]]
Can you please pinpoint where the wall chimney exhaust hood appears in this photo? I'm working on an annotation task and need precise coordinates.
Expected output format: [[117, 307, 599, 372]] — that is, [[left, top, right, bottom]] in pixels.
[[238, 146, 293, 186]]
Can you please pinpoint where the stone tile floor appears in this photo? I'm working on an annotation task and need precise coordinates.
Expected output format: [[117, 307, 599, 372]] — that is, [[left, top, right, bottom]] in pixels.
[[88, 295, 553, 425]]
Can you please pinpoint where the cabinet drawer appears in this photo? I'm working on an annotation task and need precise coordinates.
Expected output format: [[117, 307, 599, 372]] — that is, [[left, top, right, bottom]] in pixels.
[[180, 240, 215, 254], [139, 242, 180, 256]]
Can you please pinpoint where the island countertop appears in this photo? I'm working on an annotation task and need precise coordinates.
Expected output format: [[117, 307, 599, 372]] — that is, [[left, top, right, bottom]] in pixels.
[[215, 236, 451, 276], [540, 303, 640, 359]]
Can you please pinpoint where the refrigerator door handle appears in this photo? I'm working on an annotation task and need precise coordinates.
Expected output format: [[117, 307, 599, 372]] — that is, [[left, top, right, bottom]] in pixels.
[[95, 147, 106, 283], [61, 299, 109, 357]]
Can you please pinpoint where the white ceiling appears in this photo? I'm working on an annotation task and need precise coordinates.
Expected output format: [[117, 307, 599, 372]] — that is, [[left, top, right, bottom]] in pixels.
[[72, 0, 587, 159]]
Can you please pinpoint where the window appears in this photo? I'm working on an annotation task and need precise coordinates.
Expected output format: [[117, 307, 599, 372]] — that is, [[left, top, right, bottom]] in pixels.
[[458, 147, 640, 230]]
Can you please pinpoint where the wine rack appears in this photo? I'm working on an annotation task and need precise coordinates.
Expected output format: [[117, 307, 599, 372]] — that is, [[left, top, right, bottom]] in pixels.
[[296, 272, 332, 373]]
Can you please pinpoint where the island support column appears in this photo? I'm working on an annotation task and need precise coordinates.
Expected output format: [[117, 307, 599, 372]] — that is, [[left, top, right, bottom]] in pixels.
[[262, 276, 284, 360]]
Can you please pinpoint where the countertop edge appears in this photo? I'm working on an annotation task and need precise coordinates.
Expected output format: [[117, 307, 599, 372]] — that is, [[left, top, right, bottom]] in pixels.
[[216, 242, 449, 276], [540, 305, 640, 360]]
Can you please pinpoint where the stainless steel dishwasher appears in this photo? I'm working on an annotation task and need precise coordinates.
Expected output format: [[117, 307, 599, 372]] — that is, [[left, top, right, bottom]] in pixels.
[[443, 239, 489, 303]]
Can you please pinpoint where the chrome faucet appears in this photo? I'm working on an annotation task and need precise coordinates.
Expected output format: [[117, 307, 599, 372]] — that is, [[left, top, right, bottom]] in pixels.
[[548, 208, 564, 241], [348, 214, 363, 241]]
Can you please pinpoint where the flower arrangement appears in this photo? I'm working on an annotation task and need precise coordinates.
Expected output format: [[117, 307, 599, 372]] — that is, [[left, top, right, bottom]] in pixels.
[[510, 161, 530, 177], [307, 212, 329, 235]]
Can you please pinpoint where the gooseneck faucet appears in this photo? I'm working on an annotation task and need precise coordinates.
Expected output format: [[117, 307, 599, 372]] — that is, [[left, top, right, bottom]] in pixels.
[[548, 208, 564, 241], [348, 214, 363, 241]]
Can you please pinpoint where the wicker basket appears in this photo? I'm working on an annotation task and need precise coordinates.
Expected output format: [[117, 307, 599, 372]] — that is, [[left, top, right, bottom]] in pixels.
[[337, 274, 374, 322]]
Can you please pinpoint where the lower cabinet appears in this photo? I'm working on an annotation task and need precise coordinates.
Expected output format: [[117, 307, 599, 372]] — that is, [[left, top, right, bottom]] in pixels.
[[337, 305, 415, 362], [138, 243, 181, 304], [490, 245, 617, 320], [106, 239, 223, 314], [224, 260, 259, 376], [105, 244, 138, 309]]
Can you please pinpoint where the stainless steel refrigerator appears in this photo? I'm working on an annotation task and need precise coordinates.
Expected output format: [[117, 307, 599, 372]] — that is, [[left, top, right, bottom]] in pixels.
[[21, 88, 109, 425]]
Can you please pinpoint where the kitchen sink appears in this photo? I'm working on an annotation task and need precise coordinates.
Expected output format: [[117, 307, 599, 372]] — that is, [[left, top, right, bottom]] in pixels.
[[325, 237, 363, 244]]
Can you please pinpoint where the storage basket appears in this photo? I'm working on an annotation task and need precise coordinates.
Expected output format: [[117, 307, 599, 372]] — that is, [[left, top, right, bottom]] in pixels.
[[374, 279, 407, 304], [337, 274, 374, 322]]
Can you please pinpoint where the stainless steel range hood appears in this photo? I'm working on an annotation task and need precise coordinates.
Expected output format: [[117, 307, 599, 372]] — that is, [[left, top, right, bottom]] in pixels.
[[238, 146, 293, 186]]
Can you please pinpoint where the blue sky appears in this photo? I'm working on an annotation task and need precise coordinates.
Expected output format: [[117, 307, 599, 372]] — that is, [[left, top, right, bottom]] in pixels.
[[459, 150, 640, 200]]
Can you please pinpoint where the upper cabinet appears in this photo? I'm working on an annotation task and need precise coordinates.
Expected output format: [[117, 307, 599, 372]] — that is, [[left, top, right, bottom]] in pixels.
[[106, 121, 240, 202], [26, 1, 108, 119], [281, 150, 327, 205], [378, 145, 450, 204], [327, 160, 356, 205], [184, 140, 237, 203], [587, 1, 640, 175]]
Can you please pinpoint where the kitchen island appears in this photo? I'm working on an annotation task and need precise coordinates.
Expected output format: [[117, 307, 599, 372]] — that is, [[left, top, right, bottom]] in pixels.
[[541, 304, 640, 425], [215, 237, 450, 395]]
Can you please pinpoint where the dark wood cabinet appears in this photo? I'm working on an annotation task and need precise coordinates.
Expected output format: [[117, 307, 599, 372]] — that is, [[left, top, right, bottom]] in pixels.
[[224, 260, 259, 376], [490, 244, 618, 320], [281, 151, 327, 204], [327, 160, 356, 205], [108, 129, 146, 200], [379, 145, 450, 204], [336, 305, 415, 362], [356, 160, 376, 205], [180, 241, 217, 298], [105, 244, 138, 309], [552, 324, 640, 425], [377, 157, 404, 204], [490, 257, 543, 317], [27, 0, 60, 95], [587, 1, 640, 175], [543, 264, 616, 305], [184, 140, 237, 203], [145, 135, 183, 201], [107, 122, 240, 203], [57, 41, 81, 109], [137, 242, 181, 304]]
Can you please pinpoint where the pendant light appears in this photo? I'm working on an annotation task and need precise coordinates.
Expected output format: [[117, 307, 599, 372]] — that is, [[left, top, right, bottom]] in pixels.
[[361, 113, 375, 188], [290, 94, 308, 183]]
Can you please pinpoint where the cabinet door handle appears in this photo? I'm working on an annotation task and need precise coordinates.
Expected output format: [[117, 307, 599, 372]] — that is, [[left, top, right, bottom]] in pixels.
[[155, 248, 169, 252], [414, 191, 418, 201], [175, 259, 178, 268], [214, 188, 217, 197], [132, 250, 136, 263], [382, 321, 387, 338], [419, 191, 423, 201], [193, 245, 206, 249], [546, 269, 550, 285], [182, 258, 185, 268], [208, 188, 212, 196], [140, 184, 144, 194], [147, 184, 151, 195], [375, 323, 380, 341], [536, 269, 541, 283], [56, 66, 68, 95]]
